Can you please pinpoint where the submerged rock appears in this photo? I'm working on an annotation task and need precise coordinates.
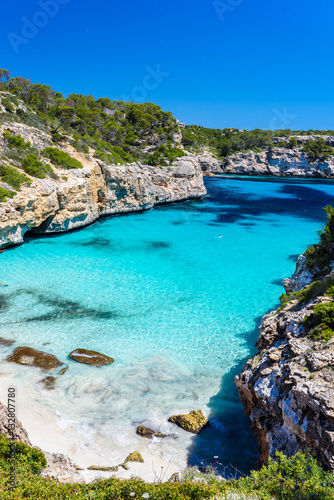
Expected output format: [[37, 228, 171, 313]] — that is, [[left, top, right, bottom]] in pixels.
[[168, 410, 209, 434], [69, 348, 114, 366], [39, 376, 57, 390], [0, 337, 15, 347], [124, 451, 144, 463], [6, 347, 63, 371], [58, 365, 69, 375], [136, 425, 167, 439]]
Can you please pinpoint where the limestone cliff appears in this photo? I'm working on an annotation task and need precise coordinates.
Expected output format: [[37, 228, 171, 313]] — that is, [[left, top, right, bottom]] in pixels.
[[235, 256, 334, 472], [0, 122, 206, 249], [221, 147, 334, 178]]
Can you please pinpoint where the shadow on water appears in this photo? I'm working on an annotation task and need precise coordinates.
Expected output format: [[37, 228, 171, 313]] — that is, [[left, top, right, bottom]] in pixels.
[[185, 311, 277, 478]]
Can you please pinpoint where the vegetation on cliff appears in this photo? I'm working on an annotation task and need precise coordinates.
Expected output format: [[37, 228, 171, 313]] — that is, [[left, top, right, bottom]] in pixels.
[[181, 125, 334, 160], [0, 434, 333, 499], [0, 69, 183, 167]]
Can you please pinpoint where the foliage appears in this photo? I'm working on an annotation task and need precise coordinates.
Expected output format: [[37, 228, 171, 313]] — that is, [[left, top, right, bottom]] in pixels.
[[304, 205, 334, 272], [239, 451, 334, 500], [42, 147, 83, 170], [4, 131, 31, 148], [0, 164, 30, 190], [21, 155, 56, 179], [0, 187, 15, 203], [303, 138, 334, 163], [304, 301, 334, 341], [0, 433, 332, 500]]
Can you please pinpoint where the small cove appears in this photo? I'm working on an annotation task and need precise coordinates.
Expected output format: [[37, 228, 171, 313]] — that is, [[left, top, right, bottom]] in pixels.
[[1, 176, 334, 477]]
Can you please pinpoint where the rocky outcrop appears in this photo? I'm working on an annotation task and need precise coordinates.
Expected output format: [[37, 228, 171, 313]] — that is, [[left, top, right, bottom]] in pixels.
[[193, 152, 224, 175], [235, 263, 334, 472], [69, 348, 114, 366], [168, 410, 209, 434], [6, 346, 63, 371], [0, 401, 31, 445], [221, 148, 334, 177], [136, 425, 167, 439], [0, 123, 206, 249]]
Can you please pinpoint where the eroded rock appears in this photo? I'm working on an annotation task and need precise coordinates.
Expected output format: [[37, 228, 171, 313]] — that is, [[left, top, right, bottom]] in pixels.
[[168, 410, 209, 434], [6, 346, 63, 371], [88, 465, 118, 472], [69, 348, 114, 366], [235, 262, 334, 472], [136, 425, 167, 439], [124, 451, 144, 463]]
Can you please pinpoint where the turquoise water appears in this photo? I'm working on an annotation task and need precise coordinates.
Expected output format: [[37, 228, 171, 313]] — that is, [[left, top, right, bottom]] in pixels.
[[1, 176, 334, 474]]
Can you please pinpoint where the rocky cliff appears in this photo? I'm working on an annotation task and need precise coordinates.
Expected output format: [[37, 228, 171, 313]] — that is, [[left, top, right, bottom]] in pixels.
[[0, 121, 206, 249], [235, 254, 334, 472], [221, 147, 334, 178]]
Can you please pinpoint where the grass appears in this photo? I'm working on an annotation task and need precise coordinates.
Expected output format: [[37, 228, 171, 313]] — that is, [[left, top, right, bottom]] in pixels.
[[42, 147, 83, 170]]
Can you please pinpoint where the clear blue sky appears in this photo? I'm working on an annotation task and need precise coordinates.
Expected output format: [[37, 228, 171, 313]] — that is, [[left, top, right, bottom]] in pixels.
[[2, 0, 334, 130]]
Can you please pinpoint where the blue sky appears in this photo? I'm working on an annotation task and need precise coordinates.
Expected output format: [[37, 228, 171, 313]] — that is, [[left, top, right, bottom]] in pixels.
[[1, 0, 334, 130]]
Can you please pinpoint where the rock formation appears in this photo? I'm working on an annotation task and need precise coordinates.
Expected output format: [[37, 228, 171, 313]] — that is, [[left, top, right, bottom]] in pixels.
[[235, 257, 334, 472], [6, 346, 63, 371], [69, 348, 114, 366], [221, 147, 334, 177], [168, 410, 209, 434]]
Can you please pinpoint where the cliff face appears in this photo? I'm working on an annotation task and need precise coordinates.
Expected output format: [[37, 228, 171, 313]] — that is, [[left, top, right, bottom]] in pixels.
[[221, 148, 334, 177], [235, 257, 334, 472], [0, 122, 206, 249]]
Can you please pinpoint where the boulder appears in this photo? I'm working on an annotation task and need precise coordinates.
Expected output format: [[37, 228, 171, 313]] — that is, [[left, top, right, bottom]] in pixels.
[[168, 410, 209, 434], [6, 347, 63, 371], [124, 451, 144, 463], [68, 349, 114, 366], [136, 425, 167, 439]]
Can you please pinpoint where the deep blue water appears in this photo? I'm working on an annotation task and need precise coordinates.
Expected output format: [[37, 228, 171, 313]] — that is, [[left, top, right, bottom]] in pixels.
[[1, 176, 334, 475]]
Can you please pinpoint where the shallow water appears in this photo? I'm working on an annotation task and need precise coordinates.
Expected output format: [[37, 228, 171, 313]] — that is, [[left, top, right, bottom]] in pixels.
[[1, 176, 334, 475]]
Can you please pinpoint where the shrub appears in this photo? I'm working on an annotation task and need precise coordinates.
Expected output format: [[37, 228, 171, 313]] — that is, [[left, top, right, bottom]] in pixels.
[[0, 187, 15, 202], [303, 138, 334, 163], [0, 164, 30, 190], [304, 205, 334, 272], [304, 301, 334, 341], [21, 154, 56, 179], [3, 131, 31, 148], [42, 147, 83, 169], [0, 435, 46, 475]]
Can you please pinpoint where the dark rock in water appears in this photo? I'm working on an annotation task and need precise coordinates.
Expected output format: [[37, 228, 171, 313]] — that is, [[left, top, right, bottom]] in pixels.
[[120, 463, 129, 470], [288, 254, 300, 262], [69, 348, 114, 366], [58, 365, 69, 375], [0, 337, 15, 347], [88, 465, 118, 472], [151, 241, 170, 248], [168, 410, 209, 434], [136, 425, 167, 439], [124, 451, 144, 463], [6, 347, 63, 371], [39, 376, 57, 390]]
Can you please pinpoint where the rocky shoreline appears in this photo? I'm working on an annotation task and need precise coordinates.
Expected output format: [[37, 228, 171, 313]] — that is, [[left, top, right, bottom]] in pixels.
[[235, 255, 334, 473]]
